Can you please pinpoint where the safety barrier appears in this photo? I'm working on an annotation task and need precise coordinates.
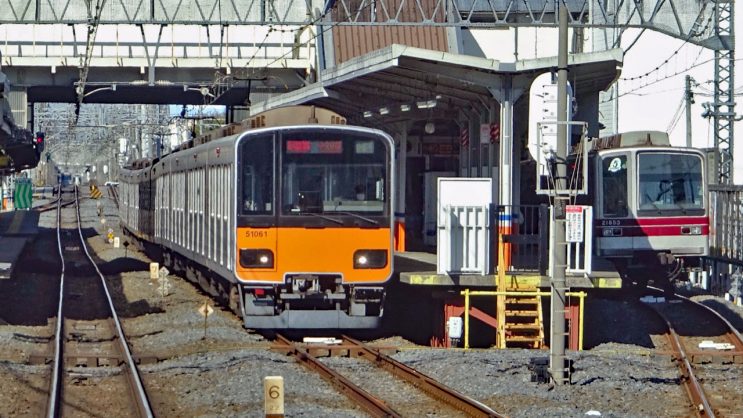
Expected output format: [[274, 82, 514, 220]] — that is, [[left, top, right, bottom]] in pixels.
[[438, 205, 491, 275], [495, 205, 549, 274]]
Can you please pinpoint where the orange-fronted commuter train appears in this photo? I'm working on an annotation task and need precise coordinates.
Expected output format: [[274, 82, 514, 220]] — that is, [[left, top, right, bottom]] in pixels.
[[119, 106, 394, 329]]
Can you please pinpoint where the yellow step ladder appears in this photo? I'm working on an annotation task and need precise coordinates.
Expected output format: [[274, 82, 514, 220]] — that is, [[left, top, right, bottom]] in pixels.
[[501, 293, 544, 348], [495, 231, 544, 349]]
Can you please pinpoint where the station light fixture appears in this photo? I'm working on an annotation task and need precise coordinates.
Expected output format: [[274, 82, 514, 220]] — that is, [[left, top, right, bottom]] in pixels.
[[424, 122, 436, 134], [379, 107, 390, 115], [416, 99, 437, 109], [400, 104, 411, 112]]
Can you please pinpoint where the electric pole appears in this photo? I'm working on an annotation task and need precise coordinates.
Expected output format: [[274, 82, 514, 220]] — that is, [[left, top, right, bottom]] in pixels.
[[550, 4, 569, 386], [685, 75, 693, 148]]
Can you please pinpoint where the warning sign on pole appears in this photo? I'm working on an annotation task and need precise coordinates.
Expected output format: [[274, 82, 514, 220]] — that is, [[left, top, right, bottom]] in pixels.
[[565, 205, 584, 243]]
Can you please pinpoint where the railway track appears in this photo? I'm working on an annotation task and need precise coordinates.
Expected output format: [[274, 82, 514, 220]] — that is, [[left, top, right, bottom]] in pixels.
[[46, 186, 153, 418], [36, 195, 75, 213], [273, 334, 504, 417], [107, 184, 119, 208], [642, 289, 743, 418]]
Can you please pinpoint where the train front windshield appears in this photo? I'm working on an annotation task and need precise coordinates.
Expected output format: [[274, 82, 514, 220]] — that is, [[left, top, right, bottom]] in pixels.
[[280, 131, 390, 217], [637, 152, 704, 215]]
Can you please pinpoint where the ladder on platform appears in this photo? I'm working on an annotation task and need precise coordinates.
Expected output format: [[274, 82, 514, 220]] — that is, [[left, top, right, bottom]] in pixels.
[[500, 289, 544, 348]]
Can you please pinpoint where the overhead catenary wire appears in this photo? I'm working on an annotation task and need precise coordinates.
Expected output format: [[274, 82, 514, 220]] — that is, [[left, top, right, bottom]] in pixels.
[[75, 0, 107, 124], [665, 94, 686, 133], [601, 57, 743, 103], [619, 13, 714, 83], [210, 1, 380, 103]]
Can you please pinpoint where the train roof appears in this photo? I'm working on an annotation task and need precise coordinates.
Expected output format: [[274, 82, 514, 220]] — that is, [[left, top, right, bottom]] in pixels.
[[119, 106, 359, 174], [172, 105, 348, 154], [591, 131, 670, 151]]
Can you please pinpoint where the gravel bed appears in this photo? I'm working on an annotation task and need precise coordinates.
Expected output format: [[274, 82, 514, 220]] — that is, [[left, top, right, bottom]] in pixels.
[[392, 347, 689, 418], [689, 294, 743, 332], [692, 361, 743, 416], [319, 355, 462, 417], [2, 190, 743, 417], [142, 350, 366, 417]]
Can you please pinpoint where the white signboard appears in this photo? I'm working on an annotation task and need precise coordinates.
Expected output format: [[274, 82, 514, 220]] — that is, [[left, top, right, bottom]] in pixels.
[[566, 205, 584, 243], [479, 124, 490, 144]]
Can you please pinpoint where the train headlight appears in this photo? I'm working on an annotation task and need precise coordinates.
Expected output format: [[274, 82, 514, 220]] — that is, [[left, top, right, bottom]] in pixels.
[[240, 249, 274, 268], [353, 250, 387, 269], [681, 225, 702, 235], [602, 228, 622, 237]]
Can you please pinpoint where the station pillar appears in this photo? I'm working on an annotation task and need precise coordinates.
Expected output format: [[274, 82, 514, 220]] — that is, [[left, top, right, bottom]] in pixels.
[[394, 124, 408, 252], [497, 88, 514, 270]]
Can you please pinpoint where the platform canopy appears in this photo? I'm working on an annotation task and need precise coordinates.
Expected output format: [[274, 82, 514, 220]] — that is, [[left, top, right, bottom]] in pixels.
[[250, 44, 624, 127]]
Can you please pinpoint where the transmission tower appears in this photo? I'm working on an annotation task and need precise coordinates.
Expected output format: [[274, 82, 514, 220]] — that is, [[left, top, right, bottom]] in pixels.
[[713, 0, 735, 184]]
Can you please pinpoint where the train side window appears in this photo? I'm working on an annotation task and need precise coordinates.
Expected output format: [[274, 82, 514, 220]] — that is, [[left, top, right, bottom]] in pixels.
[[601, 155, 628, 218], [240, 134, 274, 215]]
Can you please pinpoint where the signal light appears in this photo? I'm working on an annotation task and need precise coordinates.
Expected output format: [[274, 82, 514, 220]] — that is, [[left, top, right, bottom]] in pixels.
[[32, 131, 45, 156]]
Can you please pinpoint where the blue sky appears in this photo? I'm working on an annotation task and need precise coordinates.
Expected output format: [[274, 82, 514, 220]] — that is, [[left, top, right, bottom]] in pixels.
[[618, 17, 742, 183]]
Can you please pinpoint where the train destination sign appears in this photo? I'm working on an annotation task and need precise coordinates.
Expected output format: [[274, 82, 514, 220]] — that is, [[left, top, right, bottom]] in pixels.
[[286, 139, 342, 154]]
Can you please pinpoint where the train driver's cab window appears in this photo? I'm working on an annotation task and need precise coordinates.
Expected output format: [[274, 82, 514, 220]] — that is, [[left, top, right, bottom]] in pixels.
[[601, 155, 628, 218], [281, 135, 387, 215], [638, 152, 704, 214], [240, 135, 274, 215]]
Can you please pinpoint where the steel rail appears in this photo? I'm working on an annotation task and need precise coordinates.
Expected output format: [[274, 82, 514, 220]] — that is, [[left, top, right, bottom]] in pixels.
[[342, 335, 505, 418], [45, 186, 154, 418], [36, 196, 77, 213], [34, 196, 60, 212], [275, 334, 401, 418], [45, 184, 65, 418], [641, 294, 716, 418], [107, 184, 119, 208], [73, 187, 154, 418], [673, 293, 743, 352]]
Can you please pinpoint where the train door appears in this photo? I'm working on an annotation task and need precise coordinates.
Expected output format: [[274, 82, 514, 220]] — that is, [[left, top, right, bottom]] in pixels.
[[599, 153, 629, 218], [596, 152, 630, 256]]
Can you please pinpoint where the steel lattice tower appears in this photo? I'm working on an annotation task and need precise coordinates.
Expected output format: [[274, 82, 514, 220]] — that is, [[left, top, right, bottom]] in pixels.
[[714, 0, 735, 184]]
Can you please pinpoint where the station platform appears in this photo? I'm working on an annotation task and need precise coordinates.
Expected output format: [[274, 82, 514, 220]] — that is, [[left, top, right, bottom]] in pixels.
[[0, 209, 39, 236], [0, 210, 40, 279], [395, 251, 622, 289]]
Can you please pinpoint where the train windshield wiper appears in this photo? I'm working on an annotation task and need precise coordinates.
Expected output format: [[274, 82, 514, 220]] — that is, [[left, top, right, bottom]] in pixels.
[[331, 211, 379, 225], [300, 212, 344, 225], [644, 194, 663, 213], [672, 202, 688, 214]]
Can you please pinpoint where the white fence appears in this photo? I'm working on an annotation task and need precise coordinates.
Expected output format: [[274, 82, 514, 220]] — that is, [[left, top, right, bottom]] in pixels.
[[438, 205, 491, 275]]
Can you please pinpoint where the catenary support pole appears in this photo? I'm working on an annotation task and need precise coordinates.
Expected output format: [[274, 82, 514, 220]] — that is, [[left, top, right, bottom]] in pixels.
[[550, 4, 569, 386]]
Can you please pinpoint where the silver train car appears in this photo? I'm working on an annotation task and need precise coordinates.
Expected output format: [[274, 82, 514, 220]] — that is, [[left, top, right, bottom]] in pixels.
[[119, 106, 395, 329]]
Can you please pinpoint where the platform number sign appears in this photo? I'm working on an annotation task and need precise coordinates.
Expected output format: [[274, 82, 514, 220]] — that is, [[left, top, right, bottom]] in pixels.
[[565, 205, 584, 243]]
